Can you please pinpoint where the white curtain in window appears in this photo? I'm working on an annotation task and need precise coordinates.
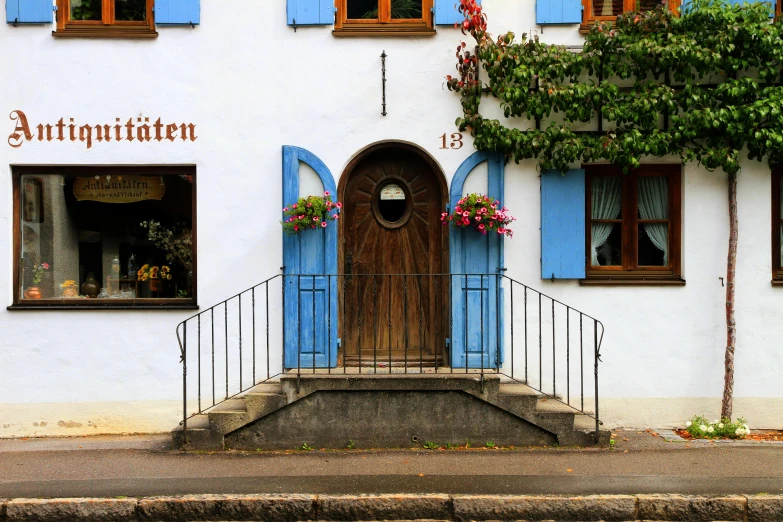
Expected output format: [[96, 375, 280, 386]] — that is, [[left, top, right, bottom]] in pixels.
[[638, 176, 669, 265], [591, 176, 623, 266]]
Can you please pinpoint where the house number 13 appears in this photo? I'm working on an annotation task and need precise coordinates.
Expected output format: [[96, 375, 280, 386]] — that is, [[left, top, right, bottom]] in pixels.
[[439, 133, 463, 150]]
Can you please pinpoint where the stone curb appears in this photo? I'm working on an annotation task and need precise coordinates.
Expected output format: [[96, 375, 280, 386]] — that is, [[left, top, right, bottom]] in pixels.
[[0, 494, 781, 521]]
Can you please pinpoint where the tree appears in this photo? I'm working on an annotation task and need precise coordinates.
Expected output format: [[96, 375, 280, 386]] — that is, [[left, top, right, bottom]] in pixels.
[[447, 0, 783, 419]]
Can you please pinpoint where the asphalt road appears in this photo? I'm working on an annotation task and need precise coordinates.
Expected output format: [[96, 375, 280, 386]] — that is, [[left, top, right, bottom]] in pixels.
[[1, 432, 781, 498]]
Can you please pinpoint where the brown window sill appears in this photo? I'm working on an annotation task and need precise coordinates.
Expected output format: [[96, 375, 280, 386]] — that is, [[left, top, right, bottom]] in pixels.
[[9, 298, 198, 310], [772, 279, 783, 286], [580, 276, 685, 286], [53, 27, 158, 38], [333, 26, 435, 37]]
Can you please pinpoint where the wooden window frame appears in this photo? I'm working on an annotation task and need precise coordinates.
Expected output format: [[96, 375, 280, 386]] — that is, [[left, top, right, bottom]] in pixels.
[[773, 168, 783, 284], [580, 0, 681, 32], [333, 0, 435, 37], [9, 165, 197, 310], [54, 0, 157, 38], [582, 164, 683, 285]]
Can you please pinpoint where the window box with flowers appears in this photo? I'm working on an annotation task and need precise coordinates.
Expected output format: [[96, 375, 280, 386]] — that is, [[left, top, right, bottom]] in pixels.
[[441, 193, 515, 238], [281, 191, 342, 234]]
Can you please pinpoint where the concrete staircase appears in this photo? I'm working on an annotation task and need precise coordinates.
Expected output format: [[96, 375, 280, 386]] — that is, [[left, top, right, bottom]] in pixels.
[[172, 373, 608, 450]]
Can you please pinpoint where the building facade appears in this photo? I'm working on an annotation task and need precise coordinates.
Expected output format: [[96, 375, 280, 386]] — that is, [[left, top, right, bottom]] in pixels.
[[1, 0, 781, 439]]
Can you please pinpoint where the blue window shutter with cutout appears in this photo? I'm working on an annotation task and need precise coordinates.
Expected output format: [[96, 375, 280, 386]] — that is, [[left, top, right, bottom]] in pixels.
[[449, 151, 504, 369], [155, 0, 199, 25], [536, 0, 582, 24], [7, 0, 52, 24], [541, 169, 586, 279], [287, 0, 333, 25], [282, 146, 338, 369], [434, 0, 480, 25]]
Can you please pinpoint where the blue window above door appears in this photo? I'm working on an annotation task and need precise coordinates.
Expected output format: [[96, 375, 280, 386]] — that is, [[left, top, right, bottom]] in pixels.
[[6, 0, 52, 23], [155, 0, 200, 25], [434, 0, 481, 25], [287, 0, 334, 25], [536, 0, 582, 24]]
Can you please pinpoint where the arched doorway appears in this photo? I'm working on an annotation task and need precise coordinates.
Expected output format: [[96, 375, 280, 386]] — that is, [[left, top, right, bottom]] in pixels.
[[339, 142, 448, 367]]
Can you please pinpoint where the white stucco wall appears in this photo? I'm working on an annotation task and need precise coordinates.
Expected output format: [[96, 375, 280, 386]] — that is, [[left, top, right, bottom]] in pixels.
[[0, 0, 780, 437]]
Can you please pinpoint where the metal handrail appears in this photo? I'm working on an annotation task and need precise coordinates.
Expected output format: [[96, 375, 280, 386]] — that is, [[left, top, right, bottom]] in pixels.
[[176, 272, 605, 445]]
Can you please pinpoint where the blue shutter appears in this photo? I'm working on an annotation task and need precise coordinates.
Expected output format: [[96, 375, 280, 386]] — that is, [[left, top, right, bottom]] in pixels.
[[282, 146, 338, 369], [7, 0, 52, 24], [287, 0, 333, 25], [155, 0, 199, 25], [541, 169, 586, 279], [449, 152, 504, 369], [434, 0, 480, 25], [536, 0, 582, 24]]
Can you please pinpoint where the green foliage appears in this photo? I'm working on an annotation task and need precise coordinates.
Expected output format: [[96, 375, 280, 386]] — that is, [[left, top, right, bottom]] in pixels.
[[299, 442, 314, 451], [361, 0, 422, 19], [140, 220, 193, 271], [347, 440, 356, 449], [448, 0, 783, 175], [484, 441, 496, 448], [70, 0, 101, 20], [685, 415, 750, 438], [445, 442, 457, 449], [423, 441, 440, 449], [281, 192, 340, 235]]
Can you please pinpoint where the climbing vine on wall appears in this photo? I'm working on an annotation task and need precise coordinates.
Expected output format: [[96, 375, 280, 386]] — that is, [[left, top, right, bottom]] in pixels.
[[447, 0, 783, 175], [447, 0, 783, 420]]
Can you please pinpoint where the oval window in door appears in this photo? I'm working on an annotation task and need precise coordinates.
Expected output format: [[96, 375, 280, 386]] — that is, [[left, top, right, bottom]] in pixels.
[[373, 180, 412, 228]]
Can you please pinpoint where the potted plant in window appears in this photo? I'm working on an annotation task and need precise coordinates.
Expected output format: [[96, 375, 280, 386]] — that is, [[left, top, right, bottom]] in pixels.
[[137, 264, 172, 297], [281, 191, 341, 234], [441, 193, 515, 237], [23, 262, 49, 299]]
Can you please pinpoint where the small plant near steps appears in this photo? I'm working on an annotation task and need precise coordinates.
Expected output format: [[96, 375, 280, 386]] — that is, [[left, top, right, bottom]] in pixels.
[[299, 442, 314, 451], [423, 441, 439, 450], [678, 415, 750, 440], [484, 441, 496, 449]]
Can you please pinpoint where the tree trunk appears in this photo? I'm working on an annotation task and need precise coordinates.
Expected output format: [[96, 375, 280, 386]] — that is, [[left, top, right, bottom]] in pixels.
[[721, 170, 738, 420]]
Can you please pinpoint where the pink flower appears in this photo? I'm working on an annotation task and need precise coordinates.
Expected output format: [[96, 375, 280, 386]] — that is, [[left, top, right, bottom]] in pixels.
[[42, 263, 49, 269], [307, 203, 312, 207], [299, 215, 305, 219], [336, 202, 343, 209], [313, 216, 320, 222], [478, 224, 485, 230], [292, 203, 297, 209], [283, 207, 289, 212], [311, 225, 316, 229], [498, 228, 505, 234], [475, 216, 481, 222], [455, 206, 462, 213], [294, 225, 299, 231], [441, 212, 448, 218], [321, 221, 327, 228], [333, 214, 339, 219], [462, 211, 469, 217], [462, 218, 470, 226], [324, 191, 330, 197]]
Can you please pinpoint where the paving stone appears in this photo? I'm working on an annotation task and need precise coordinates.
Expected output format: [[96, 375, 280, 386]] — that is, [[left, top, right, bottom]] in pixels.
[[137, 494, 316, 521], [452, 494, 637, 521], [317, 494, 451, 521], [746, 494, 783, 522], [1, 499, 7, 522], [637, 494, 745, 521], [5, 498, 136, 522]]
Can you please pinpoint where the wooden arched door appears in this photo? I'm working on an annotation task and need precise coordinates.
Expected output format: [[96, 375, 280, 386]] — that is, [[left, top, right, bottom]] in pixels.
[[340, 145, 448, 367]]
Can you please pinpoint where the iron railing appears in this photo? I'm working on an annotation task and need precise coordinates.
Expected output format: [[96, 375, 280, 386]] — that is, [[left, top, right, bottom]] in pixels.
[[176, 273, 604, 443]]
